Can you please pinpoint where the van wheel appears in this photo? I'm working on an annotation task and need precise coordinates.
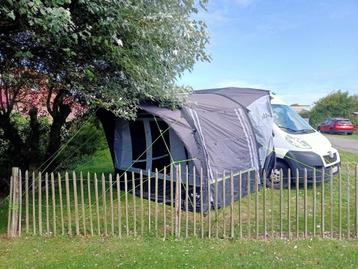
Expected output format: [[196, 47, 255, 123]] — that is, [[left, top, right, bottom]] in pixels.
[[267, 160, 290, 189]]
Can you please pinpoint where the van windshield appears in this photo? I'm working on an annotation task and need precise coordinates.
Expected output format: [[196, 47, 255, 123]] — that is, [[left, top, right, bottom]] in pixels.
[[272, 104, 314, 134]]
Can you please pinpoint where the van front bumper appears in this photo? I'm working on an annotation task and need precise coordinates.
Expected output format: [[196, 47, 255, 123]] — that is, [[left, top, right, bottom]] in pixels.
[[284, 150, 340, 183]]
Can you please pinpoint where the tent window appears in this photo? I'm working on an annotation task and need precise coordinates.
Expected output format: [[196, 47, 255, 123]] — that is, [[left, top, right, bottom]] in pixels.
[[129, 120, 147, 170], [150, 120, 171, 171]]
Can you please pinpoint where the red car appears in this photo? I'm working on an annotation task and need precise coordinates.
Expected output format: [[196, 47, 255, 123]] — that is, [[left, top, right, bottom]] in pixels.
[[318, 118, 354, 135]]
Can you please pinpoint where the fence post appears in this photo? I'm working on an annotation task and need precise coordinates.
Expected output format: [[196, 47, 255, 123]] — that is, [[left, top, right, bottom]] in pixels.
[[175, 165, 181, 238], [80, 172, 86, 236], [247, 171, 251, 239], [230, 171, 234, 239], [338, 167, 342, 240], [313, 168, 316, 238], [255, 171, 259, 239], [8, 167, 21, 237], [8, 167, 20, 237], [45, 173, 50, 235], [185, 165, 189, 239], [25, 171, 29, 234], [51, 173, 57, 236], [102, 173, 108, 236], [347, 164, 350, 239], [18, 170, 22, 237], [109, 173, 115, 236], [193, 168, 197, 237], [355, 163, 358, 239], [304, 168, 308, 238], [280, 169, 283, 239], [200, 168, 204, 238], [223, 171, 227, 239], [155, 169, 159, 237], [215, 172, 219, 239], [288, 169, 291, 240], [58, 173, 64, 235], [296, 169, 299, 239], [65, 172, 71, 236], [263, 170, 267, 239], [239, 171, 242, 239], [32, 172, 37, 235], [321, 168, 325, 238], [7, 175, 13, 237], [330, 168, 334, 239], [132, 172, 137, 237], [163, 166, 167, 239]]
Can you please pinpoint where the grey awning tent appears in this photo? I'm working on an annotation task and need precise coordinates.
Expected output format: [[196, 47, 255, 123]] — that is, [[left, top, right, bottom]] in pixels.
[[98, 87, 275, 212]]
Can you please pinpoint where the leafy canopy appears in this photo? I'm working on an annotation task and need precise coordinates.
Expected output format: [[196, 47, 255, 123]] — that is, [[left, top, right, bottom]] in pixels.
[[309, 90, 358, 128], [0, 0, 210, 119]]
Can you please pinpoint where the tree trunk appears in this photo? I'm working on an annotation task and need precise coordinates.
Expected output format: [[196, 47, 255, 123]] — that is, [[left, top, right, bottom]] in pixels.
[[27, 107, 41, 170], [45, 91, 71, 171]]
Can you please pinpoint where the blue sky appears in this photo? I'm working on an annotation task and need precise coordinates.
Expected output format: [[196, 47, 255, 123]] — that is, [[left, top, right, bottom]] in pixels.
[[179, 0, 358, 105]]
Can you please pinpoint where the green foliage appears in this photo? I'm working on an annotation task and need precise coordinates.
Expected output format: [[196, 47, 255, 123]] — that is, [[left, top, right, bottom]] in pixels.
[[0, 0, 210, 118], [74, 147, 113, 174], [55, 118, 108, 171], [309, 91, 358, 128], [0, 0, 209, 186], [0, 115, 106, 193], [0, 113, 49, 194]]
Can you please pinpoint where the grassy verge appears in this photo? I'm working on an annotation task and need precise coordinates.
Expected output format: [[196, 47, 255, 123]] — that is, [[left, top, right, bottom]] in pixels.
[[1, 237, 358, 268], [326, 132, 358, 140], [340, 150, 358, 163]]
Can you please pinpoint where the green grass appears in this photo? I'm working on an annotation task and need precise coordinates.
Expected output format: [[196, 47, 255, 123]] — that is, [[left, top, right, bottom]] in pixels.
[[340, 150, 358, 163], [349, 132, 358, 140], [1, 237, 358, 268], [74, 147, 113, 174], [1, 150, 358, 268], [326, 132, 358, 140], [0, 198, 8, 235]]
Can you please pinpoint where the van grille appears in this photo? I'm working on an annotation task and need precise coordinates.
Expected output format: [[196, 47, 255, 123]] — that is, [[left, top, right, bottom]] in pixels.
[[323, 153, 337, 164]]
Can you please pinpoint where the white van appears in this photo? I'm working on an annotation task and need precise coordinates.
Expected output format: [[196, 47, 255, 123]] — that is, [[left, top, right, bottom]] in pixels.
[[270, 94, 340, 186]]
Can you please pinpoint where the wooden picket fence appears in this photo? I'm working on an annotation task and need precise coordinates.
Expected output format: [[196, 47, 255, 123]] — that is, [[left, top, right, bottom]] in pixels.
[[7, 163, 358, 240]]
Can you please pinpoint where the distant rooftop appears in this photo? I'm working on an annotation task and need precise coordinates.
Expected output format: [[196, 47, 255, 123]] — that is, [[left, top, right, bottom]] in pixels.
[[290, 104, 311, 114]]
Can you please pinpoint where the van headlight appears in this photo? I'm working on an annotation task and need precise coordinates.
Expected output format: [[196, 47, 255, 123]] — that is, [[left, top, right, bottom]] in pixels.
[[285, 135, 312, 149]]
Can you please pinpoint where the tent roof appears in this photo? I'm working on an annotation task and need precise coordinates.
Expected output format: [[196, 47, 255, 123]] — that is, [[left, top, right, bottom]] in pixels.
[[193, 87, 269, 108]]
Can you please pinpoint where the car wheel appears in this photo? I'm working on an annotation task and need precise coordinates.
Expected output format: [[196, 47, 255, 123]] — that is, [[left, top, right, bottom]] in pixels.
[[266, 160, 290, 189]]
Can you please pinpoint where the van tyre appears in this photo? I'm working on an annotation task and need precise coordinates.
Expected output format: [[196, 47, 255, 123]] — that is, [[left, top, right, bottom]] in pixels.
[[267, 160, 290, 189]]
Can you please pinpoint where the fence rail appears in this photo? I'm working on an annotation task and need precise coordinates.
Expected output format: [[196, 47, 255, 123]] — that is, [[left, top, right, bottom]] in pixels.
[[7, 163, 358, 240]]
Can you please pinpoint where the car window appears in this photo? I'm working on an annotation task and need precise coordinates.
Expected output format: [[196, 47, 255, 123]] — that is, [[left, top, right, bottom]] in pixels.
[[337, 120, 352, 124]]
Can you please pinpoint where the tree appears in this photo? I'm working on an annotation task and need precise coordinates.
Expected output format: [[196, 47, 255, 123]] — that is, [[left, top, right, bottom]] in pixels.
[[0, 0, 209, 172], [309, 91, 358, 128]]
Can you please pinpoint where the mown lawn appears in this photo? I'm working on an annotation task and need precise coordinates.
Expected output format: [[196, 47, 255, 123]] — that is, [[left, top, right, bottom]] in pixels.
[[1, 236, 358, 269]]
